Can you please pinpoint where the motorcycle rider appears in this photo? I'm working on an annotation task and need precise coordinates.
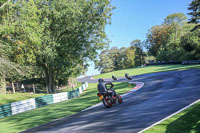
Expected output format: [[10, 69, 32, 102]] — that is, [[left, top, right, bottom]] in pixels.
[[97, 78, 116, 97]]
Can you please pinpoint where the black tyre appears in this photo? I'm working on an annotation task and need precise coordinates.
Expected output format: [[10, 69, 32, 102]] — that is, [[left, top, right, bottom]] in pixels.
[[117, 94, 123, 103], [111, 97, 116, 104], [103, 97, 112, 108]]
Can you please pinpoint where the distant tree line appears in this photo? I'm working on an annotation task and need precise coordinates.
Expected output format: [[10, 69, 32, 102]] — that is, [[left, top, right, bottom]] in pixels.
[[95, 39, 145, 74], [146, 0, 200, 62], [96, 0, 200, 73]]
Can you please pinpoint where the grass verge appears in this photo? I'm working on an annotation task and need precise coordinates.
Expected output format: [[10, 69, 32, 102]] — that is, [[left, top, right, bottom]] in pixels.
[[144, 101, 200, 133], [0, 93, 46, 105], [0, 82, 135, 133], [56, 82, 82, 93], [0, 82, 81, 105], [94, 64, 200, 79]]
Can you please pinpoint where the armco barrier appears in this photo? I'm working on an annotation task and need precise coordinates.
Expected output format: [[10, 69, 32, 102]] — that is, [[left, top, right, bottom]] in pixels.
[[68, 88, 79, 99], [0, 103, 12, 118], [0, 82, 88, 119], [53, 92, 68, 104], [182, 60, 200, 65], [11, 98, 36, 115], [79, 86, 83, 94], [35, 94, 53, 108]]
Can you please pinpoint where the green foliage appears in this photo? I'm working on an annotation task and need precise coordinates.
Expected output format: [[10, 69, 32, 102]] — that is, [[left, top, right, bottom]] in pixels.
[[144, 55, 156, 64], [96, 49, 115, 73], [180, 29, 200, 59], [188, 0, 200, 24], [96, 39, 145, 73], [125, 48, 135, 68], [0, 0, 113, 93], [146, 25, 173, 56], [0, 77, 6, 94], [164, 13, 187, 25], [156, 48, 186, 62], [146, 12, 200, 61], [0, 0, 8, 7], [131, 40, 145, 66]]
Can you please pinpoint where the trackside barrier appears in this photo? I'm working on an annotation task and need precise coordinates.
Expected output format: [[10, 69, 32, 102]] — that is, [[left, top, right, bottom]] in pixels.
[[0, 82, 88, 119], [53, 92, 68, 104], [0, 103, 12, 118], [35, 95, 54, 108], [79, 86, 83, 94], [11, 98, 36, 115]]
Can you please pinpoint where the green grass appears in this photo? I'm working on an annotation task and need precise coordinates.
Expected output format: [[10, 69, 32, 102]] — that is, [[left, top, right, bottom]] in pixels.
[[94, 64, 200, 79], [56, 82, 82, 93], [144, 102, 200, 133], [0, 82, 135, 133], [0, 82, 82, 105], [0, 93, 46, 105]]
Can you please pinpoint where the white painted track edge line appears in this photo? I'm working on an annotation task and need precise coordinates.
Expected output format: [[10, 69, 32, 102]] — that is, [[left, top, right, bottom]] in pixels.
[[138, 99, 200, 133]]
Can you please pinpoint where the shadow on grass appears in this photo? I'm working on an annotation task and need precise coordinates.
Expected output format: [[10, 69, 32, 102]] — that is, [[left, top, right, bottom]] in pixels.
[[166, 102, 200, 133]]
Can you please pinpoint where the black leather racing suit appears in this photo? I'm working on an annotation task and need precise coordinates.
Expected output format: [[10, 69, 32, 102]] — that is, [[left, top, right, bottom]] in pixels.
[[97, 82, 116, 97]]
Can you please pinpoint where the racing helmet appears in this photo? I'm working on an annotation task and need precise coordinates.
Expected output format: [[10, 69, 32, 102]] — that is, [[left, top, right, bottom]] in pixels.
[[98, 78, 104, 83]]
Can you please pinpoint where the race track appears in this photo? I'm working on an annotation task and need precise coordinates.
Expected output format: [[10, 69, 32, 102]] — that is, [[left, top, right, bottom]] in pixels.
[[23, 69, 200, 133]]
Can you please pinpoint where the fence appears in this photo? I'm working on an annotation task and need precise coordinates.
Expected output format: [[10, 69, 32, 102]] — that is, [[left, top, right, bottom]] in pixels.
[[182, 60, 200, 65], [146, 60, 200, 65], [0, 82, 88, 119]]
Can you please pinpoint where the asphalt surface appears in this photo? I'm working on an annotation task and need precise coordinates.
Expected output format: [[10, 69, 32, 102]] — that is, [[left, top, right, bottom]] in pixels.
[[23, 69, 200, 133]]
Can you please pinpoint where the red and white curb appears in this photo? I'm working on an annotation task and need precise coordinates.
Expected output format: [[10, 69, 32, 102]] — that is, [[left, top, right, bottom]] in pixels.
[[139, 99, 200, 133], [122, 81, 144, 97], [81, 81, 144, 112]]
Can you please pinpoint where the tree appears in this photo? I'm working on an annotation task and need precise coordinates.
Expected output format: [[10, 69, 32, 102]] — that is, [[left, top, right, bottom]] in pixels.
[[164, 13, 187, 49], [125, 47, 135, 68], [131, 40, 145, 66], [180, 29, 200, 59], [0, 41, 25, 94], [188, 0, 200, 31], [96, 46, 135, 73], [0, 0, 113, 93], [164, 13, 187, 25], [146, 25, 173, 56], [146, 13, 191, 62], [0, 0, 9, 8], [117, 47, 127, 69], [96, 50, 114, 74]]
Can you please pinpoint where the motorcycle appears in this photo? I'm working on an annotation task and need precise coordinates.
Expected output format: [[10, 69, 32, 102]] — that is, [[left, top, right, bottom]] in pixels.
[[97, 89, 123, 108]]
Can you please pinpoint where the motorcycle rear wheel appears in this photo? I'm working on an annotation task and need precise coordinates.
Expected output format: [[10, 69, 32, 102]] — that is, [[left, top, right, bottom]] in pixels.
[[103, 97, 112, 108]]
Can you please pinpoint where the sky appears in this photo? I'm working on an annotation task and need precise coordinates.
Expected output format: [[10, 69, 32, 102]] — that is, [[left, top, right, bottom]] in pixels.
[[84, 0, 192, 77]]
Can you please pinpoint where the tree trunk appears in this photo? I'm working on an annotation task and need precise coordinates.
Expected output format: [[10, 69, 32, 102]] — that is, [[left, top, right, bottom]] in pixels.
[[75, 78, 77, 86], [44, 67, 56, 94], [0, 76, 6, 94], [0, 0, 11, 9], [33, 84, 35, 93], [11, 81, 15, 94], [17, 83, 19, 91]]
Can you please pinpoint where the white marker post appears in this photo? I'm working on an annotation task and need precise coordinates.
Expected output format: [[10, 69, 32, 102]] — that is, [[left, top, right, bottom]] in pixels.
[[21, 84, 26, 93]]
